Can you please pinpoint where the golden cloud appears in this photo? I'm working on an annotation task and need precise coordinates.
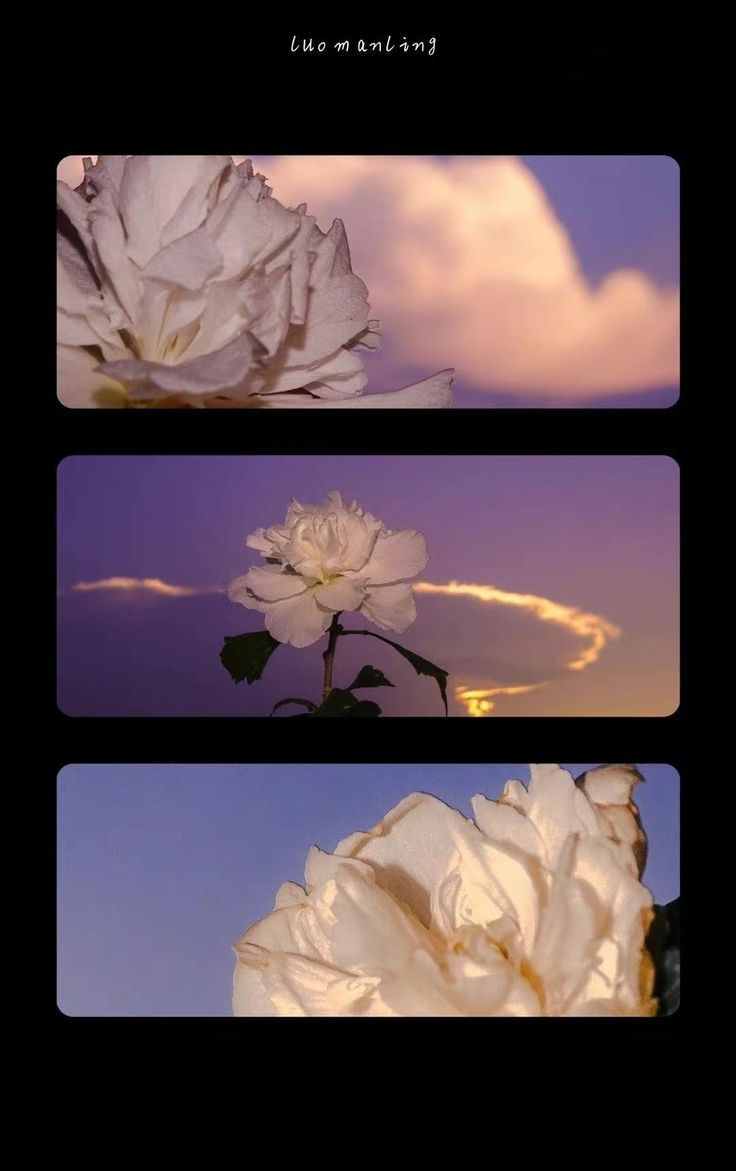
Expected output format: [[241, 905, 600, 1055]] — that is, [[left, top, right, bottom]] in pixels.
[[69, 575, 620, 714], [413, 580, 620, 715], [71, 577, 221, 598]]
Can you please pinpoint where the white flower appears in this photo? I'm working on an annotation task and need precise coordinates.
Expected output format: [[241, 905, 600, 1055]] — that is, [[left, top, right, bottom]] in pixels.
[[57, 155, 453, 409], [233, 764, 657, 1016], [227, 491, 428, 648]]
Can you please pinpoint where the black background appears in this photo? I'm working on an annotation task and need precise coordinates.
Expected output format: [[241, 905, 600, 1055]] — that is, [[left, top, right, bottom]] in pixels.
[[44, 30, 693, 1056]]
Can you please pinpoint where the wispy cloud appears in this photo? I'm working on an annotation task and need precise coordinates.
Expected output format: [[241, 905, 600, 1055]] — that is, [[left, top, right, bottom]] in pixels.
[[58, 155, 678, 400], [71, 577, 223, 598], [68, 575, 620, 715], [414, 581, 620, 715]]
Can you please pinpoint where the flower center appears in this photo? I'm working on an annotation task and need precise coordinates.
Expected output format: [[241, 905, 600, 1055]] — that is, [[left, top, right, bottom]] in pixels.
[[319, 569, 343, 585]]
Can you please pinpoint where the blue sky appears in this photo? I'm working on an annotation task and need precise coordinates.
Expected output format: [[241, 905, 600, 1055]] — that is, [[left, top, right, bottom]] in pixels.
[[520, 156, 679, 286], [57, 763, 680, 1017]]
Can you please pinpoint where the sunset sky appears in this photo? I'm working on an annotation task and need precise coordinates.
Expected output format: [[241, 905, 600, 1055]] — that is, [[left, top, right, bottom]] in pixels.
[[57, 455, 679, 717], [57, 155, 679, 407], [57, 762, 680, 1016]]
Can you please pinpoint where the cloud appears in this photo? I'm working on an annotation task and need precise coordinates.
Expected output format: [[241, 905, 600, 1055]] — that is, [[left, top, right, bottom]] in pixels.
[[58, 155, 678, 398], [71, 577, 222, 598], [246, 155, 679, 397], [414, 581, 619, 715], [70, 575, 619, 714]]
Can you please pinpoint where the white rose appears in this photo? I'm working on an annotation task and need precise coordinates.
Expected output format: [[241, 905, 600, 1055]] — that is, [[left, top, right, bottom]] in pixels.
[[57, 155, 453, 409], [227, 491, 428, 648], [233, 763, 657, 1016]]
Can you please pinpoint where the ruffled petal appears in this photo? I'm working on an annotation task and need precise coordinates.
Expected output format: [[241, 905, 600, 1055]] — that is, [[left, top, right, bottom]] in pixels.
[[471, 794, 545, 868], [362, 530, 429, 585], [99, 331, 255, 396], [235, 565, 308, 603], [524, 763, 600, 869], [57, 345, 126, 408], [141, 226, 224, 291], [336, 793, 483, 931], [312, 577, 366, 612], [245, 527, 279, 556], [117, 155, 232, 266], [256, 370, 454, 409], [576, 764, 647, 875], [263, 591, 333, 648], [276, 219, 370, 365], [359, 582, 417, 632], [205, 181, 301, 280], [87, 187, 141, 323], [233, 945, 387, 1017]]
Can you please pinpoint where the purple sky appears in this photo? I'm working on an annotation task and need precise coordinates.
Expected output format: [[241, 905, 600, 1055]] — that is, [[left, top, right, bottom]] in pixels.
[[520, 156, 678, 286], [57, 155, 679, 407], [57, 456, 679, 717], [57, 763, 680, 1017]]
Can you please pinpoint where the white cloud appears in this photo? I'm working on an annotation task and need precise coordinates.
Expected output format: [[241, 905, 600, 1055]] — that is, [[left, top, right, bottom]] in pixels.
[[58, 155, 679, 396], [247, 155, 679, 397], [71, 576, 222, 597]]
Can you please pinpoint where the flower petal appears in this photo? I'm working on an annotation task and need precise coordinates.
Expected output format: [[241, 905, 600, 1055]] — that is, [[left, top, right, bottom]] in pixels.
[[206, 181, 301, 280], [99, 331, 255, 396], [359, 582, 417, 632], [563, 836, 654, 1013], [576, 764, 643, 808], [274, 881, 306, 909], [313, 577, 366, 612], [233, 945, 387, 1017], [310, 866, 431, 974], [471, 794, 545, 866], [524, 763, 600, 869], [118, 155, 232, 267], [88, 188, 141, 323], [363, 530, 429, 585], [336, 793, 483, 931], [256, 370, 454, 409], [57, 345, 126, 408], [434, 832, 541, 951], [235, 565, 308, 603], [226, 575, 267, 613], [263, 591, 333, 648], [255, 343, 368, 398], [279, 219, 370, 363], [141, 226, 224, 291]]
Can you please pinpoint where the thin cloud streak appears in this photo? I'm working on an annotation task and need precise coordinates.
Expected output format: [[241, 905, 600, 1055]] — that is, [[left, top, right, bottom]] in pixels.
[[68, 575, 620, 715], [414, 580, 620, 716], [71, 577, 224, 598]]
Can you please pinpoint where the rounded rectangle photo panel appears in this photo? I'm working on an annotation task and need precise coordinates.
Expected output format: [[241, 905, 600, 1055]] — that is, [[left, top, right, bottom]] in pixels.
[[57, 762, 680, 1018], [57, 155, 679, 411], [57, 455, 679, 718]]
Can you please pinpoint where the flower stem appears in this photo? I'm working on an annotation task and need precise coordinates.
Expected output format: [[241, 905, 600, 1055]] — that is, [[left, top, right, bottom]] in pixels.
[[322, 613, 343, 700]]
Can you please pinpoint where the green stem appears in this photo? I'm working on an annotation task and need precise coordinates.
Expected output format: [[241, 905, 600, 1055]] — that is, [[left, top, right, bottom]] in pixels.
[[322, 613, 343, 700]]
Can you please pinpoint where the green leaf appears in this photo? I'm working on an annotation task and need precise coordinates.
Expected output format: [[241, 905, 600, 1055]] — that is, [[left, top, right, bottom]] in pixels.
[[646, 897, 680, 1016], [351, 700, 383, 717], [220, 631, 280, 684], [269, 697, 318, 717], [339, 630, 449, 714], [316, 689, 382, 717], [348, 665, 395, 690]]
